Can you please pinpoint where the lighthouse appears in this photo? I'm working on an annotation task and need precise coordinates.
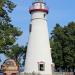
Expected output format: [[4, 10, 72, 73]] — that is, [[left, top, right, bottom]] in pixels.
[[24, 0, 52, 75]]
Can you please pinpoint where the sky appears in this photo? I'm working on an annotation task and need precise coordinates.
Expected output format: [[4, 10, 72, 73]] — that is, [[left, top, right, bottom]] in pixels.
[[0, 0, 75, 65], [8, 0, 75, 46]]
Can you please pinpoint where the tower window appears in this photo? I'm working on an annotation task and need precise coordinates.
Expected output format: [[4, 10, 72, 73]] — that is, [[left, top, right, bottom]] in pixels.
[[29, 24, 32, 32], [38, 62, 45, 71], [44, 14, 46, 18]]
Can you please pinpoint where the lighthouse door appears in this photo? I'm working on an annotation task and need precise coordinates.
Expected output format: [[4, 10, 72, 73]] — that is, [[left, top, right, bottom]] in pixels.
[[38, 62, 45, 71]]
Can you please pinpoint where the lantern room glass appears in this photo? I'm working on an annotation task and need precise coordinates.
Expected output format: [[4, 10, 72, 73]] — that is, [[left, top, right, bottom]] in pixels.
[[33, 0, 44, 2]]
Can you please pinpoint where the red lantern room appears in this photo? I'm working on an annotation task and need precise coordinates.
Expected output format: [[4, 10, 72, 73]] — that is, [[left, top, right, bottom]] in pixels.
[[29, 0, 48, 14]]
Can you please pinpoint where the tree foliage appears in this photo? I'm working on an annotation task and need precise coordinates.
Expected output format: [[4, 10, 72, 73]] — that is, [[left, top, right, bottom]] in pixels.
[[0, 21, 22, 53], [0, 0, 16, 16], [50, 22, 75, 71], [0, 0, 23, 64], [5, 44, 27, 64]]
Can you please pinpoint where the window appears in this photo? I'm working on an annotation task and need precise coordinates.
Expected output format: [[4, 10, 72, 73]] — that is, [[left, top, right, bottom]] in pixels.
[[38, 62, 45, 71], [29, 24, 32, 32], [11, 73, 16, 75], [4, 73, 6, 75], [5, 61, 14, 66], [44, 14, 46, 18], [39, 64, 44, 71]]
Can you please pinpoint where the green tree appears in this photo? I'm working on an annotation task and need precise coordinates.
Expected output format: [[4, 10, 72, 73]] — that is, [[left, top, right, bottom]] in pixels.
[[0, 22, 22, 53], [0, 0, 16, 16], [5, 44, 26, 63], [51, 22, 75, 72], [0, 0, 23, 64], [50, 24, 64, 71]]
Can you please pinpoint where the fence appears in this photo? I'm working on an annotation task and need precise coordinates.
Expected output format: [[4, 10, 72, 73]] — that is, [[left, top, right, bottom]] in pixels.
[[17, 72, 75, 75], [52, 72, 74, 75]]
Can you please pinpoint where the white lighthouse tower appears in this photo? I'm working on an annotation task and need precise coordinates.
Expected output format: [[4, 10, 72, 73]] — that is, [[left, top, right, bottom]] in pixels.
[[24, 0, 52, 75]]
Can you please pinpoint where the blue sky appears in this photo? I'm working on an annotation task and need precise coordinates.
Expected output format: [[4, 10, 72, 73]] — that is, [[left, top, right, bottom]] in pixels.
[[9, 0, 75, 46], [0, 0, 75, 65]]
